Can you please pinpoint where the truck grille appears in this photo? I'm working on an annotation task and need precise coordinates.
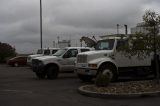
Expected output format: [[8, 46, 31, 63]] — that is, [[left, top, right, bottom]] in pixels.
[[32, 59, 40, 66], [77, 55, 87, 63]]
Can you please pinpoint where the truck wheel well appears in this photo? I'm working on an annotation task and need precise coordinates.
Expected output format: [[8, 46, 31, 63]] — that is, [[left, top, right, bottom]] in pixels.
[[98, 62, 118, 82], [45, 63, 59, 71], [98, 62, 117, 74]]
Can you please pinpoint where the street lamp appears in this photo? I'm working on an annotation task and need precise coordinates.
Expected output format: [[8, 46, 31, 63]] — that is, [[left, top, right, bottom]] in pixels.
[[40, 0, 43, 52]]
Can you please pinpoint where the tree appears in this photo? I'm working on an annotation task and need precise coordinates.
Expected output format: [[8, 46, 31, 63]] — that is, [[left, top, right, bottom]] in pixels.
[[119, 10, 160, 80], [0, 42, 16, 63]]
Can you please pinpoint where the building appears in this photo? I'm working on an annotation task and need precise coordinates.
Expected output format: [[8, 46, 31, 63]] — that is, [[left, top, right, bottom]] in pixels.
[[100, 34, 128, 39], [131, 22, 160, 35], [57, 40, 71, 48]]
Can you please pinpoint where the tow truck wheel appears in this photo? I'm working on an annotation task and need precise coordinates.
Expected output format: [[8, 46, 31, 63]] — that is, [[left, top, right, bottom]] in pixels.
[[47, 66, 58, 79], [98, 64, 118, 82], [78, 74, 93, 82]]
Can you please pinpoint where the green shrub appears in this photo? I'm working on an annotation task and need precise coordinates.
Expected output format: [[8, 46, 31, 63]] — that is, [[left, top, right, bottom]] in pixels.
[[95, 73, 111, 87], [0, 42, 16, 63]]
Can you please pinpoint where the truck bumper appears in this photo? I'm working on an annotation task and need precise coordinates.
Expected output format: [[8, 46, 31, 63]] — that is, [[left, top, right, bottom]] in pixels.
[[76, 68, 97, 76]]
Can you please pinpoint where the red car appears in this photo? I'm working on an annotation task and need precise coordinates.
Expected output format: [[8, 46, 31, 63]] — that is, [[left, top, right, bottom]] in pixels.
[[7, 56, 27, 67]]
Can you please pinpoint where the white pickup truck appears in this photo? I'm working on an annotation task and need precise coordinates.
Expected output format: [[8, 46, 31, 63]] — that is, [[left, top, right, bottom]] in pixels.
[[32, 47, 92, 79], [75, 37, 154, 82], [27, 48, 59, 66]]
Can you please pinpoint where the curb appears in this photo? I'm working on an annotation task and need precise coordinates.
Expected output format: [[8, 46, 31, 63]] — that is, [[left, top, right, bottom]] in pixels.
[[78, 85, 160, 99]]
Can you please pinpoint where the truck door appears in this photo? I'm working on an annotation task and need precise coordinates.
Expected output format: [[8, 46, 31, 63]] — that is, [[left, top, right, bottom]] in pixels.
[[114, 39, 133, 67], [61, 49, 78, 72]]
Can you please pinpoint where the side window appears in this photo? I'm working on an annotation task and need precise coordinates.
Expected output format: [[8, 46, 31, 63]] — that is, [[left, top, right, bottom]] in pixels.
[[116, 41, 121, 50], [18, 57, 22, 60], [81, 49, 90, 52], [116, 40, 128, 50], [70, 49, 78, 57], [19, 57, 25, 60], [64, 49, 78, 58], [52, 50, 58, 54]]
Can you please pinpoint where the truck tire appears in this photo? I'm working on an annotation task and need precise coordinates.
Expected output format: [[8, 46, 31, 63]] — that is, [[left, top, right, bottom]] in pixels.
[[98, 64, 118, 82], [78, 74, 93, 82], [47, 66, 58, 79], [36, 72, 46, 79]]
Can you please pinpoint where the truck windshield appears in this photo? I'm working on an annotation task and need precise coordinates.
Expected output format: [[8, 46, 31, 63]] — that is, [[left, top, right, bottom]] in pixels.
[[53, 49, 67, 56], [95, 39, 115, 50]]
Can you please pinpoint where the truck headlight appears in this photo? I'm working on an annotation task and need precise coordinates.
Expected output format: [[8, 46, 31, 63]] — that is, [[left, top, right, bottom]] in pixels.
[[88, 64, 97, 68]]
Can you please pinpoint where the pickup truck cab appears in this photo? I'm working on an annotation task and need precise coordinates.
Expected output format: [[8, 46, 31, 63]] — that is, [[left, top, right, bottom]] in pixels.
[[27, 48, 59, 66], [32, 47, 92, 79], [75, 37, 153, 82]]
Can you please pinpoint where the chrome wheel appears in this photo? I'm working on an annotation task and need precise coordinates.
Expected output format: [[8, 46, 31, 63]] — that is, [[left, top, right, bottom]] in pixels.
[[98, 64, 118, 82]]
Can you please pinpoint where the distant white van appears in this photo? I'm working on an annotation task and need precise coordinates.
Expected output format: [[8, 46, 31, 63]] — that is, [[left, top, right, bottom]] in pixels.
[[27, 48, 59, 66]]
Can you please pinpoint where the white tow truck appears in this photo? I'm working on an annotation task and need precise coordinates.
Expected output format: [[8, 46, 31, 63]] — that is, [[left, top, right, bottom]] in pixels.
[[75, 36, 154, 82]]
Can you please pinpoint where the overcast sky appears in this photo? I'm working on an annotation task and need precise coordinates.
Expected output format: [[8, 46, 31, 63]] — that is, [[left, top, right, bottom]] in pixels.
[[0, 0, 160, 54]]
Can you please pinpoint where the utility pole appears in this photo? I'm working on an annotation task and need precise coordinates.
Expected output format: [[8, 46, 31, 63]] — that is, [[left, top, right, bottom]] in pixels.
[[124, 24, 128, 35], [117, 24, 119, 35], [40, 0, 43, 52]]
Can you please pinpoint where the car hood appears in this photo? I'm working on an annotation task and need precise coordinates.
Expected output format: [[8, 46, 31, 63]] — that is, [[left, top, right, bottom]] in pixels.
[[78, 50, 114, 62], [29, 54, 43, 58], [33, 56, 58, 61]]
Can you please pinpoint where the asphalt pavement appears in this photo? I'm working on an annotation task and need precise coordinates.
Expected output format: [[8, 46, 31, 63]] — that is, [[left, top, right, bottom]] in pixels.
[[0, 64, 160, 106]]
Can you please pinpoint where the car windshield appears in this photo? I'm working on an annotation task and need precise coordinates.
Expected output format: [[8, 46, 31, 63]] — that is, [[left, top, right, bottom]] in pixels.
[[37, 49, 43, 54], [95, 39, 115, 50], [53, 49, 67, 56]]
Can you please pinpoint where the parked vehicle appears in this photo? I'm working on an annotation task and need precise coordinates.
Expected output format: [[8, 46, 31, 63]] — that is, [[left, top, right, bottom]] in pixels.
[[32, 47, 93, 79], [7, 56, 27, 67], [75, 36, 154, 82], [27, 48, 59, 66]]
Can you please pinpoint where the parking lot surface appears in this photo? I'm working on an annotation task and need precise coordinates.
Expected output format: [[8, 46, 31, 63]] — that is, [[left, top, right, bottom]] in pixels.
[[0, 64, 160, 106]]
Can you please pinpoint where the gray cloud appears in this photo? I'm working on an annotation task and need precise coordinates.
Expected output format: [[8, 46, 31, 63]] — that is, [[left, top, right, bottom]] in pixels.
[[0, 0, 160, 53]]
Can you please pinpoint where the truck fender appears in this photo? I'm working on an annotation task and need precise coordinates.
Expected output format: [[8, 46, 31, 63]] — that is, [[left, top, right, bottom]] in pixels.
[[97, 61, 118, 75], [44, 63, 60, 71]]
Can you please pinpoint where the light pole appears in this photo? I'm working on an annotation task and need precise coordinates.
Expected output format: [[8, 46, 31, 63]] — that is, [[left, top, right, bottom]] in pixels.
[[117, 24, 119, 35], [124, 24, 128, 35], [40, 0, 43, 52]]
